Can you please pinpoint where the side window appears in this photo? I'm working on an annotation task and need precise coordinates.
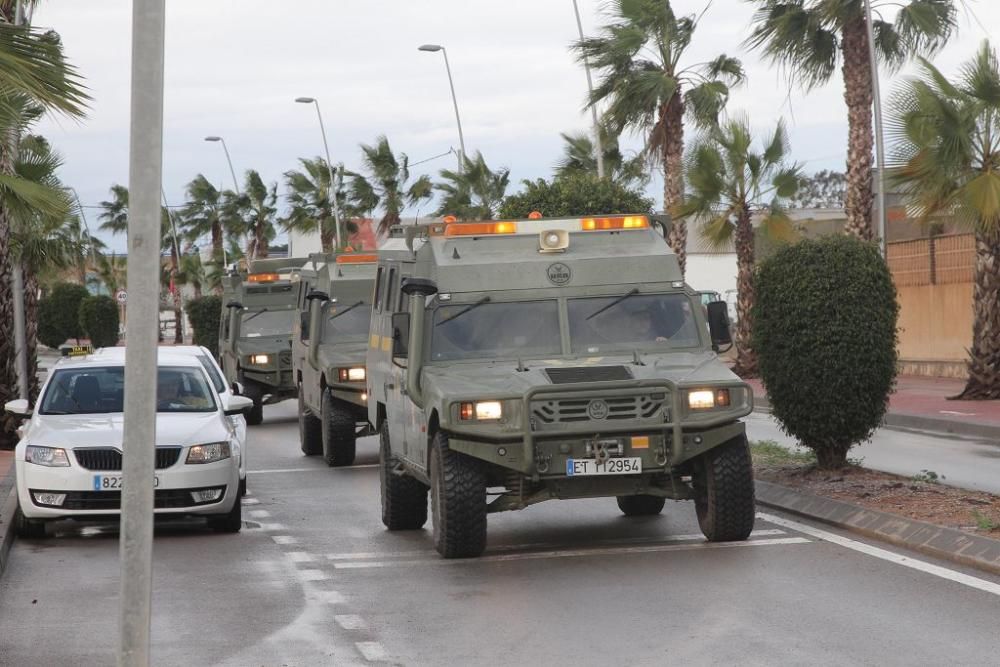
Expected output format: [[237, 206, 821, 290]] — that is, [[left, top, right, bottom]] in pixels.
[[374, 266, 384, 312], [222, 311, 230, 341], [398, 275, 409, 313], [299, 311, 309, 342], [386, 267, 397, 314]]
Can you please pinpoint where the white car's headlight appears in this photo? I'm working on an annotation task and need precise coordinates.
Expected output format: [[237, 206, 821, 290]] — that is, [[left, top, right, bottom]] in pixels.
[[186, 442, 232, 464], [25, 445, 70, 467], [338, 367, 365, 382], [249, 354, 270, 365], [459, 400, 503, 421]]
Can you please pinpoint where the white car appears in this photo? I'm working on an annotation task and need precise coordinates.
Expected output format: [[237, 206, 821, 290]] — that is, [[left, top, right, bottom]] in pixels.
[[93, 345, 249, 496], [3, 349, 252, 538]]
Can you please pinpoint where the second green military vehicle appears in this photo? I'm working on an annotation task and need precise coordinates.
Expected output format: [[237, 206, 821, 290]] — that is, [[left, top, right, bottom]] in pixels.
[[367, 214, 754, 558], [220, 257, 308, 425], [293, 252, 378, 466]]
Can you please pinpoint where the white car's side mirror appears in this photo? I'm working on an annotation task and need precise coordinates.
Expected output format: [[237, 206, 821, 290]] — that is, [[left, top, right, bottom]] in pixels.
[[224, 395, 254, 417], [4, 399, 31, 418]]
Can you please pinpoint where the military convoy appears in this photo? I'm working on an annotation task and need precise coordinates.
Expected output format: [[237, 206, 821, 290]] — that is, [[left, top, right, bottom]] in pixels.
[[220, 257, 308, 425], [366, 214, 755, 557], [292, 252, 378, 466]]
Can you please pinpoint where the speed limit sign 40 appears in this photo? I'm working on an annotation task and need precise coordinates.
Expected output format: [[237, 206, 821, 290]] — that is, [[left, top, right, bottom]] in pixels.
[[115, 289, 127, 305]]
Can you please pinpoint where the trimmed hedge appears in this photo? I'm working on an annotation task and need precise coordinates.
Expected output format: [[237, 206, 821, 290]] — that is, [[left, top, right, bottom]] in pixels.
[[498, 174, 653, 219], [753, 235, 899, 469], [79, 295, 120, 348], [186, 295, 222, 358], [38, 282, 90, 349]]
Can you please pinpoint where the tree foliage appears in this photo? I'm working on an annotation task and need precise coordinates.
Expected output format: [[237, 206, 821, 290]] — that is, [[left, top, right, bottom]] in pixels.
[[498, 174, 653, 220], [37, 282, 89, 349], [554, 125, 648, 188], [434, 151, 510, 220], [78, 294, 118, 348], [753, 235, 898, 468], [186, 295, 222, 358], [350, 135, 433, 236], [786, 170, 846, 209]]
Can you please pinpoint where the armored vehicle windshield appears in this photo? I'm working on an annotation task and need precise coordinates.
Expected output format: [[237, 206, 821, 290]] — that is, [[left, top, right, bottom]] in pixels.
[[241, 308, 295, 338]]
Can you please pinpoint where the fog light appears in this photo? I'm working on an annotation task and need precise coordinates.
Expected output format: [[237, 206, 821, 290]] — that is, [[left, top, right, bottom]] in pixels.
[[361, 393, 368, 401], [190, 488, 223, 503], [32, 492, 66, 506], [498, 447, 507, 456]]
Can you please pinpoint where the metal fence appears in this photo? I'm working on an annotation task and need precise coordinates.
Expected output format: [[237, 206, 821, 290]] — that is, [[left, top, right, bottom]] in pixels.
[[887, 234, 975, 287]]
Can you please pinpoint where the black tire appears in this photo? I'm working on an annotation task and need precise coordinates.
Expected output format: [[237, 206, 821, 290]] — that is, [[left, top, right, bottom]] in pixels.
[[238, 476, 247, 497], [13, 505, 46, 539], [693, 435, 756, 542], [299, 389, 322, 456], [208, 494, 243, 533], [430, 432, 487, 558], [242, 382, 264, 426], [616, 494, 666, 516], [321, 389, 356, 467], [380, 426, 428, 530]]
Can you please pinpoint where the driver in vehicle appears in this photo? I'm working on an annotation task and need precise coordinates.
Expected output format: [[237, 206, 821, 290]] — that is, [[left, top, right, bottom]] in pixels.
[[623, 303, 668, 343], [157, 374, 211, 410]]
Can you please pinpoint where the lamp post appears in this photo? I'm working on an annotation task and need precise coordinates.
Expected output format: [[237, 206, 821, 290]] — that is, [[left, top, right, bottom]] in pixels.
[[418, 44, 467, 172], [203, 136, 236, 266], [570, 0, 605, 179], [70, 187, 100, 273], [863, 0, 887, 256], [295, 96, 343, 249]]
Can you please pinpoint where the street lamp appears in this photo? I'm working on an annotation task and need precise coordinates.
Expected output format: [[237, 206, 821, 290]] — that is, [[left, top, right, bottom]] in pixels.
[[295, 96, 344, 249], [863, 0, 887, 256], [570, 0, 606, 179], [418, 44, 467, 171], [203, 135, 241, 195]]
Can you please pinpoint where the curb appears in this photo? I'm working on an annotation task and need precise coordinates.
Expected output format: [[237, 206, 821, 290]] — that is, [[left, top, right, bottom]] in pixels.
[[755, 480, 1000, 576], [0, 485, 16, 578]]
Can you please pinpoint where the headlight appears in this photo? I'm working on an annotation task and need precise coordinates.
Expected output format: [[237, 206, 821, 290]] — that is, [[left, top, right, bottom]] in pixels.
[[249, 354, 270, 365], [338, 367, 366, 382], [25, 445, 70, 467], [687, 388, 731, 410], [459, 400, 503, 421], [186, 442, 232, 464]]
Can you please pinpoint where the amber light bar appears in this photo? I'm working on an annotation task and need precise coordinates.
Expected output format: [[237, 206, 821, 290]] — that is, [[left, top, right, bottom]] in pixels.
[[443, 221, 518, 237], [580, 216, 649, 231], [247, 273, 280, 283], [336, 254, 378, 264]]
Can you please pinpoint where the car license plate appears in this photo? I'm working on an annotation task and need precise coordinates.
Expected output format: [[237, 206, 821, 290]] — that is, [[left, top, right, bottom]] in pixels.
[[566, 457, 642, 476], [93, 475, 159, 491]]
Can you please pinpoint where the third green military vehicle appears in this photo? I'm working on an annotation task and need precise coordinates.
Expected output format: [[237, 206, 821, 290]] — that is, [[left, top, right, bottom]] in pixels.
[[220, 257, 308, 425], [293, 252, 378, 466], [367, 214, 754, 558]]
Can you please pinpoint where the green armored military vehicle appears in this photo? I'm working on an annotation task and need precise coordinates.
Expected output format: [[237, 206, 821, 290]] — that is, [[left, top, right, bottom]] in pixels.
[[220, 257, 308, 425], [367, 214, 754, 558], [293, 252, 378, 466]]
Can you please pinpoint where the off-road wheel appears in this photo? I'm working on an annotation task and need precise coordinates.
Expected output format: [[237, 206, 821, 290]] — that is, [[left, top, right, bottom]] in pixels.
[[321, 389, 356, 467], [616, 494, 666, 516], [430, 432, 487, 558], [380, 426, 428, 530], [693, 435, 755, 542], [208, 495, 243, 533], [242, 382, 264, 426], [13, 505, 46, 539], [299, 389, 322, 456]]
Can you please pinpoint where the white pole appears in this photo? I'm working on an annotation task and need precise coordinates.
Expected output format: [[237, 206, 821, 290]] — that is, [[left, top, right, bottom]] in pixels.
[[864, 0, 888, 255], [120, 0, 164, 663], [11, 266, 28, 401], [312, 100, 342, 249], [441, 49, 467, 172], [571, 0, 606, 179]]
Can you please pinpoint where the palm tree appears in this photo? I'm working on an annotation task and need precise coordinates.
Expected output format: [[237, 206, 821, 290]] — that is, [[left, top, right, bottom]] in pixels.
[[97, 252, 127, 296], [888, 41, 1000, 399], [180, 174, 226, 262], [178, 251, 206, 300], [283, 157, 353, 253], [350, 136, 433, 237], [573, 1, 745, 275], [434, 151, 510, 221], [745, 0, 958, 241], [555, 126, 648, 188], [236, 170, 278, 261], [678, 116, 801, 376]]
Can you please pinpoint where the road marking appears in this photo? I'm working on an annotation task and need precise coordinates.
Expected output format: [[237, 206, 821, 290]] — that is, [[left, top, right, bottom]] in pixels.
[[335, 614, 368, 631], [297, 569, 331, 582], [285, 551, 315, 563], [258, 522, 289, 531], [313, 590, 346, 605], [249, 509, 271, 519], [271, 535, 298, 546], [356, 642, 390, 662], [248, 467, 327, 475], [757, 512, 1000, 598], [325, 529, 788, 560], [333, 536, 810, 569], [241, 497, 260, 505]]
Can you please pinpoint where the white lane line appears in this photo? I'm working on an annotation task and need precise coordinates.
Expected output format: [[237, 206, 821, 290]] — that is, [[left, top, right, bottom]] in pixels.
[[285, 551, 316, 563], [241, 497, 260, 505], [313, 590, 346, 605], [334, 537, 810, 569], [249, 509, 271, 519], [326, 529, 788, 561], [355, 642, 390, 662], [757, 512, 1000, 597], [258, 523, 288, 531], [297, 569, 331, 582], [248, 467, 327, 475], [335, 614, 368, 631], [271, 535, 298, 546]]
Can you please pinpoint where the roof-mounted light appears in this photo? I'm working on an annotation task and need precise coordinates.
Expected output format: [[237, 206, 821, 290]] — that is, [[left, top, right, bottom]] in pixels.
[[443, 221, 518, 237], [528, 211, 543, 219], [335, 254, 378, 264], [580, 215, 649, 231], [247, 273, 280, 283]]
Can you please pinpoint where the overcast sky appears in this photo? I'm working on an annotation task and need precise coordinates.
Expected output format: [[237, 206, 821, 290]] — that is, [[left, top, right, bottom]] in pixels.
[[31, 0, 1000, 252]]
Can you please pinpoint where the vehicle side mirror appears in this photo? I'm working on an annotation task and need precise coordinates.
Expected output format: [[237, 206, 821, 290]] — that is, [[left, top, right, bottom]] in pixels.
[[391, 312, 410, 359], [224, 395, 254, 417], [706, 301, 732, 350], [4, 399, 31, 418], [231, 381, 244, 396]]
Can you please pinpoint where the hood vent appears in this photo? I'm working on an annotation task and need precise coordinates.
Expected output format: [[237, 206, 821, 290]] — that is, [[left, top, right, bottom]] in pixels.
[[544, 366, 633, 384]]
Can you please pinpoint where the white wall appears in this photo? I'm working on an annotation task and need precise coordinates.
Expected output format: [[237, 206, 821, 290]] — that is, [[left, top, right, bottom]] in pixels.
[[288, 228, 324, 258], [686, 253, 738, 320]]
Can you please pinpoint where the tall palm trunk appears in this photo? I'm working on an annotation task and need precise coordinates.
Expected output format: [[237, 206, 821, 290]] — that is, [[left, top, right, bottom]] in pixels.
[[211, 221, 223, 262], [662, 95, 687, 275], [254, 222, 268, 259], [841, 17, 875, 241], [732, 205, 758, 377], [956, 228, 1000, 399], [0, 139, 19, 447], [320, 216, 334, 254], [170, 246, 183, 344], [23, 267, 40, 401]]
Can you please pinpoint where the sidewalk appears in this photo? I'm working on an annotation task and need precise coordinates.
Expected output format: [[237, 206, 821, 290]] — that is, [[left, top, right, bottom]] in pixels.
[[747, 375, 1000, 438]]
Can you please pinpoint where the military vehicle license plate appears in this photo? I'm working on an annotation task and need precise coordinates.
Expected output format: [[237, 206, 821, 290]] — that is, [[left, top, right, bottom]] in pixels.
[[566, 457, 642, 476], [93, 475, 159, 491]]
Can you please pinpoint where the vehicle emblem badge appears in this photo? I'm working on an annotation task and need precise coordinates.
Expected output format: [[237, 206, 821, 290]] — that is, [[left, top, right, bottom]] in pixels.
[[546, 262, 572, 286], [587, 399, 609, 420]]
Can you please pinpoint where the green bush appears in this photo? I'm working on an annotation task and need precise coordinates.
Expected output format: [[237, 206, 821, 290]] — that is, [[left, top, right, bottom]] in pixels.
[[186, 295, 222, 358], [37, 282, 90, 349], [753, 235, 898, 469], [79, 295, 120, 348], [498, 174, 654, 219]]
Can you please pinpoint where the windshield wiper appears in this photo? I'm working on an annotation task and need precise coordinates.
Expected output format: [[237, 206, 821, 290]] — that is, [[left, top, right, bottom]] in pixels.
[[586, 288, 640, 320], [328, 300, 365, 321], [243, 308, 269, 323], [437, 296, 491, 326]]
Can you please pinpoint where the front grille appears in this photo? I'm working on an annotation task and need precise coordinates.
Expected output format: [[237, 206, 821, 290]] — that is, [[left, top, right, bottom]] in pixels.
[[532, 393, 667, 427], [36, 486, 227, 511], [74, 447, 182, 471], [545, 366, 633, 384]]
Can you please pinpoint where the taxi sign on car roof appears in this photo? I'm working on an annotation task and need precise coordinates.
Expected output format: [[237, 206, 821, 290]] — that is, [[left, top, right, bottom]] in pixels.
[[60, 344, 94, 357]]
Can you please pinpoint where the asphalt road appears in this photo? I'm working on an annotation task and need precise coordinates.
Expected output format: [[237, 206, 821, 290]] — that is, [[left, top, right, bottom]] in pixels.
[[746, 411, 1000, 494], [3, 402, 1000, 666]]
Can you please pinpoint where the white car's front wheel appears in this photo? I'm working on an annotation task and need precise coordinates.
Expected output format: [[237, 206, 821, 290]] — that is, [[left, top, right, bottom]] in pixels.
[[14, 503, 47, 539], [208, 496, 243, 533]]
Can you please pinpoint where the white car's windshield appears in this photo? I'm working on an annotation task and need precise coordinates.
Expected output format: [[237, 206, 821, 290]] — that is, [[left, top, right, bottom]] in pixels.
[[40, 366, 218, 415]]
